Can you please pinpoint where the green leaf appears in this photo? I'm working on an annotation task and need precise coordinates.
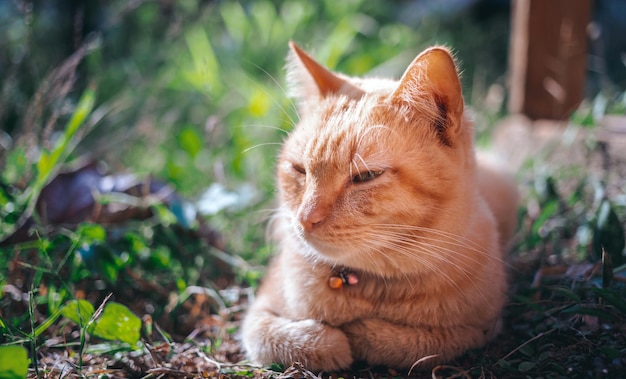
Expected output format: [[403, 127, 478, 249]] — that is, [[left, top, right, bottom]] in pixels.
[[497, 359, 513, 370], [518, 343, 535, 357], [62, 299, 95, 327], [532, 199, 559, 237], [538, 351, 552, 362], [220, 1, 249, 46], [183, 26, 220, 93], [247, 87, 273, 117], [77, 223, 107, 244], [0, 345, 29, 379], [534, 175, 560, 205], [589, 287, 626, 314], [561, 304, 617, 320], [34, 87, 96, 192], [90, 302, 141, 345], [593, 200, 625, 266], [150, 204, 178, 227], [518, 361, 536, 372], [1, 147, 29, 184], [34, 307, 64, 337], [547, 285, 581, 302], [178, 126, 203, 159], [85, 342, 137, 355]]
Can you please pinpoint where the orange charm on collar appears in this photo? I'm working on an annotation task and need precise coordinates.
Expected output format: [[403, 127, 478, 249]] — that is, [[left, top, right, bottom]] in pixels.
[[329, 276, 343, 289]]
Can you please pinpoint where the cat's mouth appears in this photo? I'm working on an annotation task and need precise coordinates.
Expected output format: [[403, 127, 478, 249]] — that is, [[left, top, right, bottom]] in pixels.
[[294, 222, 354, 259], [292, 220, 380, 270]]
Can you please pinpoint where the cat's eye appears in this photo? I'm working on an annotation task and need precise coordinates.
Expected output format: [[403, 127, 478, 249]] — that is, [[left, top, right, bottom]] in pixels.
[[292, 163, 306, 175], [352, 170, 384, 183]]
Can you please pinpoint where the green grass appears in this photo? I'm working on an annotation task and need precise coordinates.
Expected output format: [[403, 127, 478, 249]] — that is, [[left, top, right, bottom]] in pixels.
[[1, 1, 626, 378]]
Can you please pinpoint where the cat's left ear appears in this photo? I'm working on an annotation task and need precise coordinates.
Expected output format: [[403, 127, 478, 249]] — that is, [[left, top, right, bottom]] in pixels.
[[287, 41, 364, 104], [391, 47, 464, 144]]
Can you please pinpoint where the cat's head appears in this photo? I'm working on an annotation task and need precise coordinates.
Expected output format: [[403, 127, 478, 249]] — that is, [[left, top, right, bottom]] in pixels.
[[277, 42, 476, 276]]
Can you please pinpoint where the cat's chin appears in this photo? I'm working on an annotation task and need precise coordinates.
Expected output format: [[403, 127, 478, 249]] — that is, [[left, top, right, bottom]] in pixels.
[[295, 234, 402, 275], [295, 233, 362, 266], [290, 218, 435, 276]]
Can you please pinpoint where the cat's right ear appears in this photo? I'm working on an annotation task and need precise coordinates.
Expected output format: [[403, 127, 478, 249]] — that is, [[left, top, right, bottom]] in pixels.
[[287, 41, 363, 106]]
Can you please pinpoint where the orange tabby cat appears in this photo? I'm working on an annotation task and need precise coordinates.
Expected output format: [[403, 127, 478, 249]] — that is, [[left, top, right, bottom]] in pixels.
[[241, 42, 518, 372]]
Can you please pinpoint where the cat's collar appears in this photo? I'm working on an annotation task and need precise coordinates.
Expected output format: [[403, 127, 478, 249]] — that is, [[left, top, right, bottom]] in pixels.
[[329, 267, 358, 289]]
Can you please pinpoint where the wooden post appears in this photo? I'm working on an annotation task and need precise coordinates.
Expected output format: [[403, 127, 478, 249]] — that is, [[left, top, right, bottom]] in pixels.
[[508, 0, 592, 120]]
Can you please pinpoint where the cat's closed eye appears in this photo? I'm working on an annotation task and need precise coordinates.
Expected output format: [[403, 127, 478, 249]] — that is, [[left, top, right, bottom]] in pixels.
[[352, 170, 384, 183], [291, 163, 306, 175]]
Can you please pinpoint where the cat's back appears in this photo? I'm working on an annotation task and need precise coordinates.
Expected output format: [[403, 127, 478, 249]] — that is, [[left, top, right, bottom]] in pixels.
[[476, 151, 519, 250]]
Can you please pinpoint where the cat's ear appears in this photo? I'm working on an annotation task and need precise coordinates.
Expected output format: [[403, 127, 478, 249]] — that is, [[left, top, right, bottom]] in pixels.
[[391, 47, 464, 145], [287, 41, 364, 103]]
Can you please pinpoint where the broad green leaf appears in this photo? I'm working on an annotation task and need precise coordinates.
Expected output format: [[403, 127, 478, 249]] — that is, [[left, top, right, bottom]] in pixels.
[[90, 302, 141, 345], [518, 361, 536, 372], [497, 359, 513, 370], [0, 345, 29, 379], [62, 299, 95, 327], [518, 343, 535, 357]]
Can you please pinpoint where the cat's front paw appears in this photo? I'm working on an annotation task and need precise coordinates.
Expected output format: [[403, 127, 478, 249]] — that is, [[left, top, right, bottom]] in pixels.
[[298, 320, 354, 371], [246, 318, 353, 372]]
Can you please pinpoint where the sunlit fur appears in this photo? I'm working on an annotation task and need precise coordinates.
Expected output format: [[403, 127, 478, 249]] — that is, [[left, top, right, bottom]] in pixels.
[[241, 43, 519, 372]]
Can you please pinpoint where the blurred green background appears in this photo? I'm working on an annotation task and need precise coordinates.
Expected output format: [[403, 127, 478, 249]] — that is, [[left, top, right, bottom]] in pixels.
[[0, 0, 511, 264], [3, 2, 626, 376]]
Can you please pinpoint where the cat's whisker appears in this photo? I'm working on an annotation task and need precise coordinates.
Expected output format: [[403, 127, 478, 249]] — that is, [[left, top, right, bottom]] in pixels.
[[243, 65, 301, 125], [367, 232, 476, 273], [239, 123, 290, 135], [372, 223, 489, 254], [368, 232, 501, 282], [366, 230, 498, 303], [242, 142, 284, 154], [356, 228, 489, 280], [252, 208, 282, 222], [364, 224, 479, 252], [380, 224, 511, 267], [349, 160, 355, 180], [371, 239, 463, 293], [353, 153, 371, 174], [374, 229, 496, 266]]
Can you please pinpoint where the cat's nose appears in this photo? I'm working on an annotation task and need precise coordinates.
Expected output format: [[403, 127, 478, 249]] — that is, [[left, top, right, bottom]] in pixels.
[[298, 207, 325, 232]]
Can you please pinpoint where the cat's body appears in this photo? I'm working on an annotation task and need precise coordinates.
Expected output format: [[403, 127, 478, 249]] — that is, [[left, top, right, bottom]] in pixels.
[[241, 42, 518, 371]]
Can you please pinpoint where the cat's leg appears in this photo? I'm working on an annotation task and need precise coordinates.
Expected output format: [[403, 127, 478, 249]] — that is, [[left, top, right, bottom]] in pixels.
[[241, 308, 354, 371], [342, 318, 490, 369]]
